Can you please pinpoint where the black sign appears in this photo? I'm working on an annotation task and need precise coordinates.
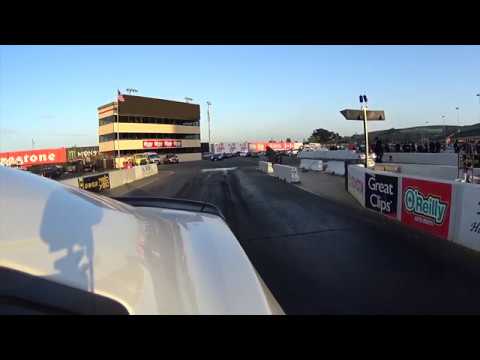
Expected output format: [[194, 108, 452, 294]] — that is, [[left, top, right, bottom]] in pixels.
[[365, 173, 398, 218], [78, 173, 110, 192]]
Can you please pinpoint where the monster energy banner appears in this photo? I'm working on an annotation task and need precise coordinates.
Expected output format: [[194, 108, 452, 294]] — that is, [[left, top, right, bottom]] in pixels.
[[67, 146, 100, 161], [78, 173, 110, 192]]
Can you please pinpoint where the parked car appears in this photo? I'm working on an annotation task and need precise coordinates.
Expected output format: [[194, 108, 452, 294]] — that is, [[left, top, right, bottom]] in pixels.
[[28, 164, 64, 179], [163, 154, 179, 164], [133, 154, 149, 166], [210, 153, 224, 161], [0, 166, 283, 315], [239, 152, 248, 157], [144, 152, 161, 164]]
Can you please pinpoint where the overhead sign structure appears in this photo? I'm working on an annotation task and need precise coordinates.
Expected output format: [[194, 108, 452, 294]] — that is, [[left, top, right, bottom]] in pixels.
[[340, 109, 386, 121], [341, 95, 386, 168]]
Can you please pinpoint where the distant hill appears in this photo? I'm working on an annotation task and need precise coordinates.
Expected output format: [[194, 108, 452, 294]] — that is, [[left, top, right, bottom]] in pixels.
[[347, 124, 476, 144]]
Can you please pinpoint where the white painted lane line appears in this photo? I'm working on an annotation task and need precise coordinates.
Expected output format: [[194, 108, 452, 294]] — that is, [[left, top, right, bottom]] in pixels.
[[201, 167, 237, 173]]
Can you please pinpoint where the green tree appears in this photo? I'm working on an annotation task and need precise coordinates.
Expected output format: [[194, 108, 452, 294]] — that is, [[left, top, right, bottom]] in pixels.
[[308, 128, 341, 143]]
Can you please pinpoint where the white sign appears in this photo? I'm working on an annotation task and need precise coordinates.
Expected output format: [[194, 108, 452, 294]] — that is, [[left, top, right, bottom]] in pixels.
[[347, 165, 365, 206], [455, 184, 480, 251]]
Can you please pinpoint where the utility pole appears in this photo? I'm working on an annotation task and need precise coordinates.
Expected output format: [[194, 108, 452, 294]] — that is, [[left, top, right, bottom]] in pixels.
[[477, 94, 480, 123], [32, 138, 35, 149], [360, 94, 369, 168], [442, 115, 446, 138], [207, 101, 212, 147]]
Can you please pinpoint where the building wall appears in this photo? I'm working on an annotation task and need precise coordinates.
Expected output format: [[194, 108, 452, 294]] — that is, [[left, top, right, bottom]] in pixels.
[[98, 96, 201, 157], [99, 123, 200, 136], [99, 139, 201, 153], [117, 95, 199, 120]]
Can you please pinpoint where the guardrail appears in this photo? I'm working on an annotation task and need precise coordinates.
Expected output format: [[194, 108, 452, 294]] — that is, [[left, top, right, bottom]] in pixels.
[[273, 164, 300, 183], [346, 164, 480, 252]]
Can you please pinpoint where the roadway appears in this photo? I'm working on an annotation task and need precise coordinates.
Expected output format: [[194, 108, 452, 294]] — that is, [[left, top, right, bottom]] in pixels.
[[106, 157, 480, 314]]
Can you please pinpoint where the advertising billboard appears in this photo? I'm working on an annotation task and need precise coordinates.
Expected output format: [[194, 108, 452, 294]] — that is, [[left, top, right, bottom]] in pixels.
[[0, 148, 67, 167], [347, 165, 365, 206], [143, 140, 182, 149], [67, 146, 99, 161], [365, 172, 399, 219], [213, 142, 248, 154], [78, 173, 111, 192], [401, 177, 452, 239], [455, 184, 480, 251]]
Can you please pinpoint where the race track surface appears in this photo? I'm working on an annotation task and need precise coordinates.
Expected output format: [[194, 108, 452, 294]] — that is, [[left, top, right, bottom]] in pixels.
[[106, 158, 480, 314]]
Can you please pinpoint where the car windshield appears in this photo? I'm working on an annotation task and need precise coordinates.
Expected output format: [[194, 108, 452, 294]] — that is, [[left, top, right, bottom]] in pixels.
[[2, 44, 480, 315]]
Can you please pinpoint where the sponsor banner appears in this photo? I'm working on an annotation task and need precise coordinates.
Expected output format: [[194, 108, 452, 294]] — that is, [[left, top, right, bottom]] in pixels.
[[347, 166, 365, 206], [141, 164, 156, 176], [213, 142, 248, 154], [0, 148, 67, 167], [455, 185, 480, 251], [67, 146, 99, 161], [78, 173, 111, 192], [401, 177, 452, 239], [365, 172, 399, 218], [143, 139, 182, 149]]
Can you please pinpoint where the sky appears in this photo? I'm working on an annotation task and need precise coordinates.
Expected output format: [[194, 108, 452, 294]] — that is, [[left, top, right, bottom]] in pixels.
[[1, 45, 480, 151]]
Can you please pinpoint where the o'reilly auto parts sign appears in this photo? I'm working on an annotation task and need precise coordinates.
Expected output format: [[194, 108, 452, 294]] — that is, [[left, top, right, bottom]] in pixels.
[[365, 173, 398, 218]]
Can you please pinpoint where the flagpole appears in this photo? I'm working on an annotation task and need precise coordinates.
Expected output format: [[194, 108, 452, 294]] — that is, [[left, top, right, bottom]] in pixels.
[[117, 90, 120, 158]]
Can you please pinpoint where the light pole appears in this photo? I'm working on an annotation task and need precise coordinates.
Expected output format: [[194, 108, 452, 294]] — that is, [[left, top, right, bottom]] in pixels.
[[456, 107, 460, 126], [360, 94, 369, 168], [477, 94, 480, 122], [441, 115, 446, 138], [207, 101, 212, 148]]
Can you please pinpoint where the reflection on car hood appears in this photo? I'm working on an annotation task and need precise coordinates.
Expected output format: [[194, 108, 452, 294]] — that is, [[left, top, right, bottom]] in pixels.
[[0, 167, 278, 314]]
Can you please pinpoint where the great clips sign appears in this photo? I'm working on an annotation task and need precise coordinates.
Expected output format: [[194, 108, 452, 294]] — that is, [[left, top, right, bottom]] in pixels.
[[401, 177, 452, 239], [143, 140, 182, 149], [0, 148, 67, 167], [365, 173, 398, 218]]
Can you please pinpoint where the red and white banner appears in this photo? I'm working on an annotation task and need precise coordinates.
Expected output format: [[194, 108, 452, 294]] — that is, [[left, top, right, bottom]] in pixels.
[[0, 148, 67, 167], [143, 139, 182, 149], [401, 177, 452, 239], [248, 142, 297, 152]]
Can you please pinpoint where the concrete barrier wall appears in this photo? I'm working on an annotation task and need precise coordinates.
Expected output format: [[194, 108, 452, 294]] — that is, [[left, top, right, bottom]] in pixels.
[[300, 159, 324, 171], [177, 153, 202, 162], [383, 152, 458, 166], [258, 161, 273, 174], [60, 164, 158, 191], [379, 163, 460, 181], [273, 164, 300, 183], [59, 178, 79, 187], [325, 161, 346, 176], [299, 149, 360, 161], [346, 165, 480, 251]]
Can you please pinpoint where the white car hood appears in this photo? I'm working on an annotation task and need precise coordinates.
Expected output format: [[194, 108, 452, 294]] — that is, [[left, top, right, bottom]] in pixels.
[[0, 167, 281, 314]]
